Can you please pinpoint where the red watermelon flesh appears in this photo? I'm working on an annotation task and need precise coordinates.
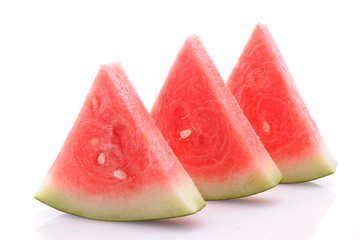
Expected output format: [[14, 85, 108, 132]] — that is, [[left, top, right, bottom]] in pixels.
[[151, 36, 283, 200], [35, 63, 205, 221], [226, 24, 337, 183]]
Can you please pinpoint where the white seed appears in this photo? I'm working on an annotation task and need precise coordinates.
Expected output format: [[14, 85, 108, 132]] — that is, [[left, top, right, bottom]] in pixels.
[[180, 129, 192, 139], [114, 170, 127, 179], [90, 138, 99, 146], [97, 153, 106, 165], [92, 97, 98, 110], [263, 121, 270, 133]]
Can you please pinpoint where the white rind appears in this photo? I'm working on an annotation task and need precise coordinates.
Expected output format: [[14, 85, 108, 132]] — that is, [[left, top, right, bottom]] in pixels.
[[194, 154, 283, 200], [280, 144, 337, 183], [35, 177, 205, 221]]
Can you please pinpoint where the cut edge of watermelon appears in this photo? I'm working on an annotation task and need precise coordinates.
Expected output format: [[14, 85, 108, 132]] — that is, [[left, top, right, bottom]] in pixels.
[[280, 144, 337, 183], [35, 176, 206, 221], [198, 155, 283, 200]]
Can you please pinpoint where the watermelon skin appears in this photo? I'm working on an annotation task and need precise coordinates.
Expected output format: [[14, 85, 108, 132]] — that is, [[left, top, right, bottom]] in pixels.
[[226, 24, 337, 183], [35, 63, 205, 221], [151, 36, 283, 200]]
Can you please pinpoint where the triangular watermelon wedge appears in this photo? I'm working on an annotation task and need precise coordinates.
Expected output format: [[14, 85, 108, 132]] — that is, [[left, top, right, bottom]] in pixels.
[[226, 23, 337, 183], [151, 36, 283, 200], [35, 63, 205, 221]]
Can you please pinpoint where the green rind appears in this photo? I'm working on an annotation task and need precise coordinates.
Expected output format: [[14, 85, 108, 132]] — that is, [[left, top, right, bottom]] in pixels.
[[35, 179, 205, 221], [280, 145, 337, 183], [196, 155, 283, 200], [35, 196, 206, 222], [204, 176, 283, 201]]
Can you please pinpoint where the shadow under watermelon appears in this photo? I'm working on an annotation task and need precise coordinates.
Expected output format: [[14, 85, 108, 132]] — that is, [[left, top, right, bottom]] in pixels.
[[204, 181, 336, 240], [37, 208, 206, 240], [36, 182, 335, 240]]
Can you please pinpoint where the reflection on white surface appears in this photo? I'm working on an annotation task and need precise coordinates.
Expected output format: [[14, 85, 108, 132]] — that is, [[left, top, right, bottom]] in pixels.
[[206, 182, 336, 240], [37, 182, 335, 240], [37, 214, 205, 240]]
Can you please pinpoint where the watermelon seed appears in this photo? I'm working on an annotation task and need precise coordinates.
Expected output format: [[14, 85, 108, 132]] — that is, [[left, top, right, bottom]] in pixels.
[[180, 129, 192, 139], [114, 170, 127, 179], [97, 153, 106, 165], [263, 121, 270, 133], [92, 97, 99, 110]]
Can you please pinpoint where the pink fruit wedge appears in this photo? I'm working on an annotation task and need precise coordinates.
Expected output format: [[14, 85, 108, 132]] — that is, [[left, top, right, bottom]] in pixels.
[[35, 63, 205, 221], [227, 24, 337, 183], [151, 35, 283, 200]]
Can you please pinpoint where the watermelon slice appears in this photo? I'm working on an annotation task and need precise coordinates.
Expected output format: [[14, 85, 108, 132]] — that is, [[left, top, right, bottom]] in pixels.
[[226, 23, 337, 183], [151, 35, 283, 200], [35, 63, 205, 221]]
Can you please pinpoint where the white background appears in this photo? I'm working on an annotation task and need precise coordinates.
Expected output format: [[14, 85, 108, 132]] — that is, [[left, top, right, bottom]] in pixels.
[[1, 0, 359, 239]]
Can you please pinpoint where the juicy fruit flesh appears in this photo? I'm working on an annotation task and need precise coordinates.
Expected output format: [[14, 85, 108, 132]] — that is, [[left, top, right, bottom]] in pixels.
[[166, 99, 251, 176], [151, 35, 283, 199], [35, 63, 205, 220], [237, 86, 320, 163], [51, 80, 168, 196], [227, 24, 336, 182]]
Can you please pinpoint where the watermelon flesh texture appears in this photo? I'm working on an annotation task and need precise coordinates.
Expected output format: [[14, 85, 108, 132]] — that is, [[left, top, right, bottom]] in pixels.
[[226, 24, 337, 183], [35, 63, 205, 221], [151, 36, 283, 200]]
